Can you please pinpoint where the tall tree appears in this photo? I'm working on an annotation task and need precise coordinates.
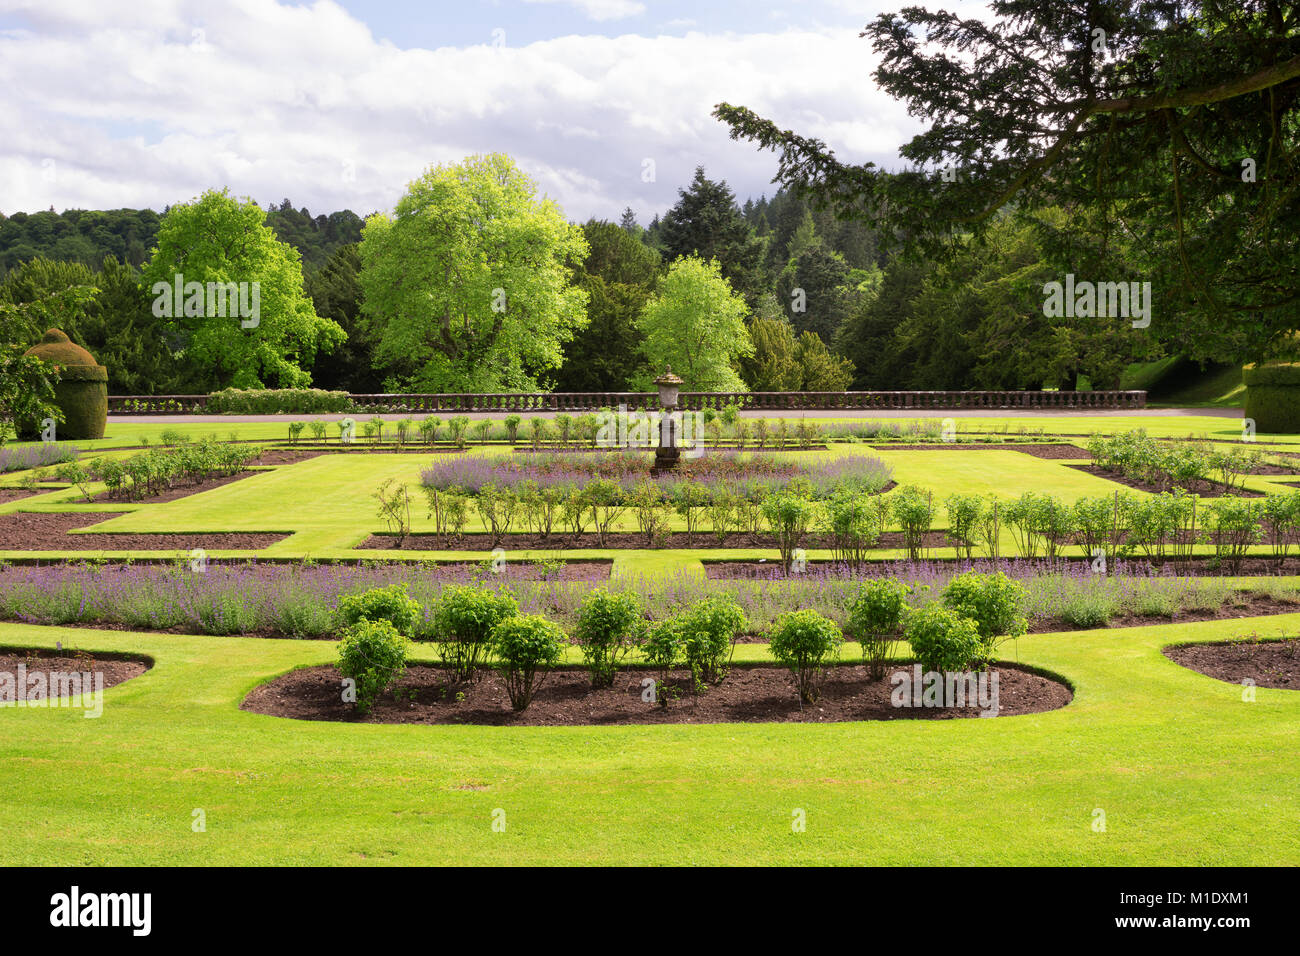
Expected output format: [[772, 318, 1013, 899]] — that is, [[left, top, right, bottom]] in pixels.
[[360, 154, 589, 392], [0, 257, 98, 344], [742, 296, 803, 391], [716, 1, 1300, 364], [303, 244, 382, 393], [554, 220, 659, 391], [141, 189, 342, 388], [634, 255, 753, 392], [775, 234, 858, 344], [82, 256, 190, 394], [659, 167, 767, 304]]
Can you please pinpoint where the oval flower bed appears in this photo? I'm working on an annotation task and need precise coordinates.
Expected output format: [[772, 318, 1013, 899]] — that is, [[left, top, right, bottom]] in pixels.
[[1163, 635, 1300, 689], [242, 661, 1071, 726]]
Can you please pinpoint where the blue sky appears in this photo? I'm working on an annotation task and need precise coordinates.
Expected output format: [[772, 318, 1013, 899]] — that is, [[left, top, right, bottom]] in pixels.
[[0, 1, 977, 221], [331, 1, 869, 48]]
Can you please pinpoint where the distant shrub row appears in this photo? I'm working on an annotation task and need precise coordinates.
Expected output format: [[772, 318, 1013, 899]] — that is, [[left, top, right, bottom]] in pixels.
[[206, 388, 354, 414]]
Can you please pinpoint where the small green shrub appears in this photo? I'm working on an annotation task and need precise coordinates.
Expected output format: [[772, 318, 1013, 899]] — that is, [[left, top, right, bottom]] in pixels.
[[941, 571, 1028, 663], [944, 494, 985, 560], [768, 609, 843, 704], [679, 594, 747, 686], [336, 619, 410, 714], [337, 583, 422, 635], [762, 493, 814, 572], [891, 485, 934, 560], [430, 585, 519, 682], [904, 604, 983, 674], [848, 579, 912, 681], [642, 618, 684, 707], [575, 589, 645, 687], [490, 614, 565, 711], [504, 414, 522, 444]]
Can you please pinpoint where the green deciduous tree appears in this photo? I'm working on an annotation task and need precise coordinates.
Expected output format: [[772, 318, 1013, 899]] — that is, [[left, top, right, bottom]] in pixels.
[[634, 255, 753, 392], [141, 189, 342, 388], [360, 154, 588, 393]]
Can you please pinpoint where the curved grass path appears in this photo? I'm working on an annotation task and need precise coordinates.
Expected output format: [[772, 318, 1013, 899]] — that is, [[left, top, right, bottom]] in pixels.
[[1, 614, 1297, 865]]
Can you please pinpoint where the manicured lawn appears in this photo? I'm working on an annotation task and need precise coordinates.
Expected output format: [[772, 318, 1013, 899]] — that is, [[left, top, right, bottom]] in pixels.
[[2, 411, 1298, 867], [3, 436, 1292, 563], [0, 614, 1296, 865]]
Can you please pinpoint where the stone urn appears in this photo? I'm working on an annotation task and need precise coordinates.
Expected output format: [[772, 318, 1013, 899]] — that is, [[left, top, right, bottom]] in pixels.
[[21, 328, 109, 440], [652, 366, 684, 474], [654, 365, 683, 409]]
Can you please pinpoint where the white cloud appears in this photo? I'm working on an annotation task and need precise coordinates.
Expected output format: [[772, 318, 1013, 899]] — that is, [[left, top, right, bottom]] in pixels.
[[0, 0, 922, 224]]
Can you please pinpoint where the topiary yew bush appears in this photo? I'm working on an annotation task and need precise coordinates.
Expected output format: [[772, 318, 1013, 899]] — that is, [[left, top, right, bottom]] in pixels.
[[1244, 363, 1300, 434], [21, 329, 107, 440]]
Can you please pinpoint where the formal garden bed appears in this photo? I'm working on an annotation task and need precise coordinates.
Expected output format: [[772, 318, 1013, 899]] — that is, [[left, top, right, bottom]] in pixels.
[[1163, 636, 1300, 689], [705, 554, 1300, 578], [1067, 462, 1265, 497], [0, 488, 45, 503], [868, 442, 1090, 458], [242, 661, 1071, 725], [0, 512, 288, 551], [0, 646, 151, 697]]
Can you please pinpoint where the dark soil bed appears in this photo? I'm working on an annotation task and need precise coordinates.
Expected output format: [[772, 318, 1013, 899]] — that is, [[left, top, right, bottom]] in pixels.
[[1248, 463, 1300, 476], [0, 647, 150, 697], [291, 444, 470, 455], [361, 526, 933, 552], [0, 488, 45, 503], [243, 662, 1070, 725], [1032, 592, 1300, 633], [1164, 638, 1300, 689], [705, 554, 1300, 578], [249, 449, 326, 465], [0, 512, 288, 551], [867, 442, 1089, 459], [1067, 463, 1264, 497]]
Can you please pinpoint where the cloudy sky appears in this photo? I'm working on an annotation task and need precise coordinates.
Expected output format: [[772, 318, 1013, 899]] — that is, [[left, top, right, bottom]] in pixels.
[[0, 0, 985, 224]]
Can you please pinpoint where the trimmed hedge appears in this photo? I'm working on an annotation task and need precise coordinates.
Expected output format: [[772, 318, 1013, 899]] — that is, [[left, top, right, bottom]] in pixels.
[[1243, 363, 1300, 433], [206, 388, 354, 415], [20, 328, 107, 440]]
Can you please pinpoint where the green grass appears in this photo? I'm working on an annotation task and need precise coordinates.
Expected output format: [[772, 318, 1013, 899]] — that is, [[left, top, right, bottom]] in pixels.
[[0, 614, 1297, 865], [3, 435, 1297, 564], [4, 410, 1300, 866]]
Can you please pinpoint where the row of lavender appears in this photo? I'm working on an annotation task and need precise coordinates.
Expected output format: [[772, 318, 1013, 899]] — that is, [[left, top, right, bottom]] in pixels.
[[420, 449, 894, 497], [0, 559, 1271, 638]]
